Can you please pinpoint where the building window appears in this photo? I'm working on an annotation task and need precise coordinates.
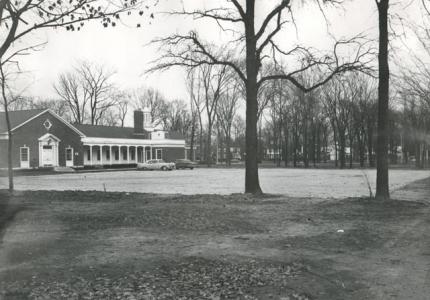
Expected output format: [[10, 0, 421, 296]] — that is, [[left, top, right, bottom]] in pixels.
[[115, 149, 119, 161], [106, 149, 110, 160], [122, 148, 128, 160], [87, 149, 91, 160], [156, 149, 162, 159], [20, 147, 29, 162], [131, 148, 135, 161], [66, 148, 73, 161], [97, 148, 101, 161]]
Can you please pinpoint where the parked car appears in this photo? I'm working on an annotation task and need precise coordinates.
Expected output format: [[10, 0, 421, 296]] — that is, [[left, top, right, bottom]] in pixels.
[[175, 159, 197, 170], [137, 159, 175, 171]]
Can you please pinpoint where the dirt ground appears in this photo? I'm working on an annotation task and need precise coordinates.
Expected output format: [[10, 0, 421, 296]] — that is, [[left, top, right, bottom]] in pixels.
[[0, 178, 429, 299]]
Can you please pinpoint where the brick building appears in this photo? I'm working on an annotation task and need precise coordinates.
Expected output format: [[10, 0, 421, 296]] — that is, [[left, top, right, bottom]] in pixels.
[[0, 108, 186, 169]]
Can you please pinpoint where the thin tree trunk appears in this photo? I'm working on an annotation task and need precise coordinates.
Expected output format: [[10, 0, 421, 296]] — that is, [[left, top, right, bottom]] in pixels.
[[207, 121, 212, 167], [226, 132, 232, 166], [367, 123, 374, 167], [1, 70, 13, 191], [284, 122, 289, 167], [375, 0, 390, 200], [190, 117, 195, 161], [198, 116, 204, 163]]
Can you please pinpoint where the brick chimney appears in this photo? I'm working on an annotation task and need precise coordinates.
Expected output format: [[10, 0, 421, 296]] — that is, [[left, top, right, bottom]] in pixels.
[[134, 110, 144, 134]]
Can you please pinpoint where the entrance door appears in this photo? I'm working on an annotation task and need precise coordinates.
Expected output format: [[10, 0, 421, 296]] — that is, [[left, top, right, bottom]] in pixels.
[[65, 148, 74, 167], [42, 145, 54, 166], [20, 147, 30, 168]]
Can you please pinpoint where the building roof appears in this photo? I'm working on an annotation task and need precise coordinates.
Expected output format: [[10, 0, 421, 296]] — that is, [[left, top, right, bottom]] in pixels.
[[166, 131, 185, 140], [0, 108, 185, 141], [74, 124, 149, 140], [0, 109, 46, 133]]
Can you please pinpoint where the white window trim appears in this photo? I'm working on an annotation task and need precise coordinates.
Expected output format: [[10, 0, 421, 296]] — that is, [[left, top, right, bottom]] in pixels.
[[156, 149, 162, 160], [20, 146, 30, 168], [65, 147, 74, 167]]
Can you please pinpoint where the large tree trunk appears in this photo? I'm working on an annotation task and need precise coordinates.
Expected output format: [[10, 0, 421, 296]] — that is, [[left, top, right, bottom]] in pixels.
[[244, 0, 262, 194], [375, 0, 390, 200]]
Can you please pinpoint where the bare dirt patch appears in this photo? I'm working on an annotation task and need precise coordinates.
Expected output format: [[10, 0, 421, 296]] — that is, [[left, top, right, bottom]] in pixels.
[[0, 178, 429, 299]]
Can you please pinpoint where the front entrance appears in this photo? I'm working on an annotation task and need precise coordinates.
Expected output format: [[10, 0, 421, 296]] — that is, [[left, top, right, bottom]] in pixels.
[[42, 145, 54, 166], [38, 133, 60, 167]]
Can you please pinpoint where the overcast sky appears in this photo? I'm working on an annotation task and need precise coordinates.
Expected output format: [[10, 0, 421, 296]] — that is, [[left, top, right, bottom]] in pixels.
[[15, 0, 423, 106]]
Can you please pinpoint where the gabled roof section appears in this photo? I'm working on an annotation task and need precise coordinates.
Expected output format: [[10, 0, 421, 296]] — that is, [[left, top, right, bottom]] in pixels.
[[74, 124, 149, 140], [0, 109, 46, 133], [0, 108, 85, 137]]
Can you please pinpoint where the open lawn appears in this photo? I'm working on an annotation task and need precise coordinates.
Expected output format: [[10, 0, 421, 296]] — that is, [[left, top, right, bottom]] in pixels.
[[1, 168, 429, 197], [1, 177, 430, 299]]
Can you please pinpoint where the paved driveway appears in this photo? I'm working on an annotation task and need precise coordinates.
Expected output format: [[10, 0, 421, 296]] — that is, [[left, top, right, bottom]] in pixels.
[[1, 168, 429, 198]]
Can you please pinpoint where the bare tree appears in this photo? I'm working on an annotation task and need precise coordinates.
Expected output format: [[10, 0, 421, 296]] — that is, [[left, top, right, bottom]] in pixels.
[[201, 64, 229, 166], [54, 62, 116, 125], [0, 63, 15, 191], [375, 0, 390, 200], [217, 77, 241, 166], [54, 72, 89, 124], [132, 87, 167, 127], [102, 91, 130, 127], [79, 61, 116, 125], [149, 1, 374, 194], [186, 69, 205, 161]]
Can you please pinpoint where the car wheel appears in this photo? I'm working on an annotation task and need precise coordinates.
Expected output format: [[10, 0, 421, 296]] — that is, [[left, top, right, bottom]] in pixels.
[[161, 166, 167, 171], [190, 167, 194, 170]]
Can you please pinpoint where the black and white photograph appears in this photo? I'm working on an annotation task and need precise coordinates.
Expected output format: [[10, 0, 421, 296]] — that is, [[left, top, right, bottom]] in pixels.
[[1, 0, 430, 299]]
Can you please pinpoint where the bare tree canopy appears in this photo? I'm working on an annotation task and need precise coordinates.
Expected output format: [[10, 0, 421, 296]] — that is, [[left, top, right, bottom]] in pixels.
[[0, 0, 152, 66], [54, 61, 116, 125], [148, 0, 375, 194]]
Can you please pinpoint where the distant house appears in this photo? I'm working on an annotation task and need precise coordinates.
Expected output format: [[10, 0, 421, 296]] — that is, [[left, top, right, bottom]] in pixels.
[[0, 108, 186, 169]]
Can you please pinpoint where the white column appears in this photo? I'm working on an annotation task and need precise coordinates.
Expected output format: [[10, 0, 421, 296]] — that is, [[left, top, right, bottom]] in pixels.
[[100, 145, 103, 165], [89, 145, 93, 166], [135, 146, 138, 163], [109, 145, 113, 165], [127, 146, 130, 164]]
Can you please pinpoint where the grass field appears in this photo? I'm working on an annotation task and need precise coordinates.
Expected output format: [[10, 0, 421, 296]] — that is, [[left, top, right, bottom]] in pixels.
[[1, 177, 430, 299], [1, 168, 429, 197]]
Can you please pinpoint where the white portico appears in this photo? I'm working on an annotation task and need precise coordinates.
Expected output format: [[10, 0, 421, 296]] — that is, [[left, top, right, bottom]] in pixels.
[[81, 137, 185, 166], [76, 108, 186, 167], [38, 133, 61, 167]]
